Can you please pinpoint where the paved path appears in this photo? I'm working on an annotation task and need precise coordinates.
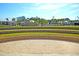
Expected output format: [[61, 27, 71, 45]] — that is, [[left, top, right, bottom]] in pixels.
[[0, 39, 79, 55]]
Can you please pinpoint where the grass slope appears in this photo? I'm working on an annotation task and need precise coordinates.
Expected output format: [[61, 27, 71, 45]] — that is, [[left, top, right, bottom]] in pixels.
[[0, 32, 79, 43], [0, 26, 79, 30], [0, 25, 79, 43]]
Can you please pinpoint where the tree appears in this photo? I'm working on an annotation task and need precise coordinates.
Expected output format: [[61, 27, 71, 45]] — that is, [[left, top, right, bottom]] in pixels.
[[39, 18, 48, 26], [21, 16, 26, 21], [76, 16, 79, 20], [64, 18, 70, 21], [12, 18, 16, 21], [29, 17, 40, 24], [29, 17, 48, 26], [6, 18, 9, 21], [51, 18, 58, 24], [5, 18, 9, 25], [27, 18, 29, 20], [52, 16, 55, 20]]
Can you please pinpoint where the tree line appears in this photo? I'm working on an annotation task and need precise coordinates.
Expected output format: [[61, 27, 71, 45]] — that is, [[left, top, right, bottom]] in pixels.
[[0, 16, 79, 26]]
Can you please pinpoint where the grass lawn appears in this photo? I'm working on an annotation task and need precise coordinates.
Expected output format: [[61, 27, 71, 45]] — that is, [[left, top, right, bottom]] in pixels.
[[0, 32, 79, 37], [0, 25, 79, 30], [0, 29, 79, 34], [0, 25, 79, 43], [0, 32, 79, 43]]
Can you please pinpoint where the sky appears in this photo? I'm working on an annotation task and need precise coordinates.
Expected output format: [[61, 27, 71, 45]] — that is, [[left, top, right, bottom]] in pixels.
[[0, 3, 79, 20]]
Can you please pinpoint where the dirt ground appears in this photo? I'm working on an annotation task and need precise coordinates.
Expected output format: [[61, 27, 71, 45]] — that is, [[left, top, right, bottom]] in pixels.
[[0, 39, 79, 56]]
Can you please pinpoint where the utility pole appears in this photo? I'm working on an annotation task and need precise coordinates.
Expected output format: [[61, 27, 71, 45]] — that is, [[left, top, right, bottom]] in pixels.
[[52, 16, 55, 20]]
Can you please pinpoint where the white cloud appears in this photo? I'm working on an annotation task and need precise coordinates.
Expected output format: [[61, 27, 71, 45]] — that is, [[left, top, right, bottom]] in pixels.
[[34, 3, 68, 11], [17, 3, 79, 20]]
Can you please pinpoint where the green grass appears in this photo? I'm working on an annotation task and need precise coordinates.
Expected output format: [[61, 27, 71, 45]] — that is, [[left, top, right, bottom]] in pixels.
[[0, 25, 79, 36], [0, 25, 79, 43], [0, 25, 79, 30], [0, 32, 79, 37], [0, 29, 79, 34]]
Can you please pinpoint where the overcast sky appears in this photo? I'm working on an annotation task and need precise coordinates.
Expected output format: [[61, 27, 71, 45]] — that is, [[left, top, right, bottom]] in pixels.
[[0, 3, 79, 20]]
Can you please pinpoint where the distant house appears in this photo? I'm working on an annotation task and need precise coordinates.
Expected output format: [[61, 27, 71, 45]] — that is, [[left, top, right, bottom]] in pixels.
[[0, 21, 16, 26], [48, 18, 71, 25], [19, 20, 38, 26], [9, 21, 16, 26]]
